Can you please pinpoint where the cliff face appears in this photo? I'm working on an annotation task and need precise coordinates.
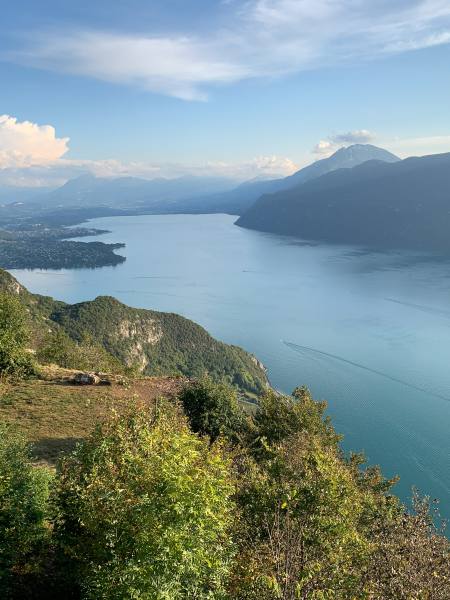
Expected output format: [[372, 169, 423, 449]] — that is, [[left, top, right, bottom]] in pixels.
[[0, 269, 268, 396]]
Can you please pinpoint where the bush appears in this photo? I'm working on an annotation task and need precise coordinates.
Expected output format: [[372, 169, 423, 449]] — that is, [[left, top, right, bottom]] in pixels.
[[54, 400, 235, 599], [252, 386, 340, 454], [0, 294, 35, 380], [0, 423, 51, 597], [365, 491, 450, 598], [36, 329, 125, 374], [179, 376, 247, 443]]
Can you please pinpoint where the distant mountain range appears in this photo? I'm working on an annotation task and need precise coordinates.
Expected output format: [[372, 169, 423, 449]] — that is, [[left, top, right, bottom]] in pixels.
[[179, 144, 399, 214], [29, 174, 238, 212], [5, 143, 450, 254], [3, 144, 400, 219], [236, 151, 450, 252]]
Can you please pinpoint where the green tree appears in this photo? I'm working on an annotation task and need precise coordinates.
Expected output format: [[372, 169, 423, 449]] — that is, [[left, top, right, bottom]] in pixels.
[[252, 387, 340, 456], [231, 433, 372, 599], [179, 376, 247, 443], [54, 400, 235, 600], [0, 293, 34, 379], [0, 423, 51, 597]]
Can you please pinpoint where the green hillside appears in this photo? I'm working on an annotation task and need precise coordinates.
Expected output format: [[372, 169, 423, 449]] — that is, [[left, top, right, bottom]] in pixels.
[[0, 269, 267, 397]]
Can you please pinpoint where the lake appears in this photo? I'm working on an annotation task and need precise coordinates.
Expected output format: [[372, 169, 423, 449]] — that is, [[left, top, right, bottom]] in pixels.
[[12, 213, 450, 520]]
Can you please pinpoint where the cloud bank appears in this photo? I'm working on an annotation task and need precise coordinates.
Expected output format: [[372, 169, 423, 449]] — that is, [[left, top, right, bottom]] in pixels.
[[6, 0, 450, 99]]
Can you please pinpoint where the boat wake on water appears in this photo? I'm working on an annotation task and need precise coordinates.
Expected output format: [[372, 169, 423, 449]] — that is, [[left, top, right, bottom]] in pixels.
[[282, 341, 450, 403]]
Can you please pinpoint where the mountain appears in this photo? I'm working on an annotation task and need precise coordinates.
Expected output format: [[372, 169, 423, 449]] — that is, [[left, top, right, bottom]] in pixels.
[[14, 145, 398, 219], [30, 174, 237, 212], [180, 144, 399, 215], [0, 269, 267, 397], [236, 151, 450, 252]]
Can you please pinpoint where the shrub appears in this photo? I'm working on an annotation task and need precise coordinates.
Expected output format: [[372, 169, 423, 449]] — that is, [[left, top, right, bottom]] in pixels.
[[36, 329, 125, 374], [252, 386, 340, 455], [0, 294, 34, 380], [0, 423, 51, 597], [365, 491, 450, 598], [179, 376, 247, 443], [54, 400, 235, 599]]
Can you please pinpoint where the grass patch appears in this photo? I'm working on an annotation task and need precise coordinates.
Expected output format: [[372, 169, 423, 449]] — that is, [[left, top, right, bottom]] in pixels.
[[0, 374, 185, 464]]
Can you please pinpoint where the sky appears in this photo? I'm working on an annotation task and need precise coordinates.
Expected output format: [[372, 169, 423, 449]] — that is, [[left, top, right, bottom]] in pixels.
[[1, 0, 450, 187]]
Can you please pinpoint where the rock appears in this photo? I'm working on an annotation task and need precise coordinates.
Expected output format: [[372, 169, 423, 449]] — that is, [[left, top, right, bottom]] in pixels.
[[73, 372, 101, 385]]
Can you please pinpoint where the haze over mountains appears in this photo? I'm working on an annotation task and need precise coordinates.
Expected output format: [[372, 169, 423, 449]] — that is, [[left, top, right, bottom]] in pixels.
[[2, 143, 400, 218], [25, 173, 238, 212], [236, 151, 450, 252], [193, 144, 400, 215]]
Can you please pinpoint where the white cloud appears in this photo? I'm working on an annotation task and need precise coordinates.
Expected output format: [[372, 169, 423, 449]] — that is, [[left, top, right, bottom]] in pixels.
[[0, 114, 296, 186], [5, 0, 450, 100], [12, 32, 249, 102], [0, 115, 69, 168], [313, 129, 376, 155]]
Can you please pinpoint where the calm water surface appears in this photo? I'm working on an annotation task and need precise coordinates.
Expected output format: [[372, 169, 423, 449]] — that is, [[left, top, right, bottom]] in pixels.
[[12, 214, 450, 520]]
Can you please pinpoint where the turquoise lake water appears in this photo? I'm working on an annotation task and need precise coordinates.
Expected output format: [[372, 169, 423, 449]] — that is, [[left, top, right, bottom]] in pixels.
[[12, 213, 450, 521]]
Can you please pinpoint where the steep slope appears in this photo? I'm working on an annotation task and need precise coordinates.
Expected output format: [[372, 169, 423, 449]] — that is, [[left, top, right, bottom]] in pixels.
[[0, 269, 267, 395], [236, 152, 450, 252], [181, 144, 399, 215]]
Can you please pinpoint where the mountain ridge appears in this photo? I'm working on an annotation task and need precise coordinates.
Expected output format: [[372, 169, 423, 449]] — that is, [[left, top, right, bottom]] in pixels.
[[176, 144, 400, 215], [236, 151, 450, 252]]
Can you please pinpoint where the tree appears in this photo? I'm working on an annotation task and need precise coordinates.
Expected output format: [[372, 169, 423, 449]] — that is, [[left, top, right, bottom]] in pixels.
[[0, 423, 51, 597], [54, 400, 235, 600], [179, 376, 247, 443], [252, 387, 340, 456], [0, 293, 34, 379], [365, 491, 450, 599], [232, 432, 371, 599]]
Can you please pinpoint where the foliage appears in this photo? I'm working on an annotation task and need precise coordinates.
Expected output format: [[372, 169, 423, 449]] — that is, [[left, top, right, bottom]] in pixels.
[[0, 293, 35, 380], [364, 491, 450, 599], [252, 386, 340, 453], [229, 387, 450, 599], [179, 376, 248, 443], [54, 400, 235, 599], [0, 423, 51, 597], [51, 295, 267, 395], [36, 329, 125, 374], [239, 437, 372, 598]]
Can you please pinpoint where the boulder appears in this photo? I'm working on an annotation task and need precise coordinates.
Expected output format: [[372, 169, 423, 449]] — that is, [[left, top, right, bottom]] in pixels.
[[73, 372, 101, 386]]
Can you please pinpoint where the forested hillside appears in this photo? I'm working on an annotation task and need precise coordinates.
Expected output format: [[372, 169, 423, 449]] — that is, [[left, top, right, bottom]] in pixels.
[[0, 269, 267, 397]]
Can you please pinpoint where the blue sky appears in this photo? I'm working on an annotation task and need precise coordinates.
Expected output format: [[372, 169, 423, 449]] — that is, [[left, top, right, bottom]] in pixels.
[[1, 0, 450, 186]]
